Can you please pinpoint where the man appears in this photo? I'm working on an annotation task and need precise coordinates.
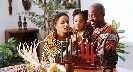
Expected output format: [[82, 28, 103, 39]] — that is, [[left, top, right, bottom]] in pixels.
[[88, 3, 119, 71]]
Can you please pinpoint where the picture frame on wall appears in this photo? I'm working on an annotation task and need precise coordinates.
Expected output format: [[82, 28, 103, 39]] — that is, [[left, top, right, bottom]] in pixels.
[[61, 0, 81, 9]]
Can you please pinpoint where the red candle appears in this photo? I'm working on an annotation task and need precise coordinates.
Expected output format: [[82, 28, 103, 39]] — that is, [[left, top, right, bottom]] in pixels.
[[86, 41, 89, 61], [91, 43, 94, 65], [81, 40, 84, 59], [70, 39, 72, 58]]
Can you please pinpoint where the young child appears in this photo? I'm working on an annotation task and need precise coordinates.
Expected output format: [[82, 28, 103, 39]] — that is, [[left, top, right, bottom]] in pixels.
[[71, 9, 88, 51]]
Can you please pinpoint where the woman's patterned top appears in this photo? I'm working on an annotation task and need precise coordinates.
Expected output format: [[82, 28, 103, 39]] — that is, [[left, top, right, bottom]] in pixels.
[[41, 36, 67, 63]]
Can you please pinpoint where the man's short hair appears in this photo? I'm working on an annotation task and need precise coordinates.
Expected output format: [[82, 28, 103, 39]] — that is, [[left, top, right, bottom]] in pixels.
[[90, 3, 105, 14]]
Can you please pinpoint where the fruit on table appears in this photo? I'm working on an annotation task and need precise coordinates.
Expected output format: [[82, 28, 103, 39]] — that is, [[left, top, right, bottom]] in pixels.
[[47, 63, 58, 72]]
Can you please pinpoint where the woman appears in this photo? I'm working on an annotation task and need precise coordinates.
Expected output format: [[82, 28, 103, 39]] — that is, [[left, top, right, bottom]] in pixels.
[[41, 12, 70, 63]]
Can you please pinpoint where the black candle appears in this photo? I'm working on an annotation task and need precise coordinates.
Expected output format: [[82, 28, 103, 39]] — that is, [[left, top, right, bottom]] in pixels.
[[75, 30, 78, 56]]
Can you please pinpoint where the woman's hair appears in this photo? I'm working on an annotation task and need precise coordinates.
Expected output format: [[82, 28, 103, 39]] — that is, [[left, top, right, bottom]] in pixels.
[[72, 9, 88, 22], [52, 12, 69, 27]]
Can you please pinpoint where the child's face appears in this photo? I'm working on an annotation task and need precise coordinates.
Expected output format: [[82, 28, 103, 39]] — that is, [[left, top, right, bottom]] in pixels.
[[73, 14, 85, 31], [55, 16, 69, 33]]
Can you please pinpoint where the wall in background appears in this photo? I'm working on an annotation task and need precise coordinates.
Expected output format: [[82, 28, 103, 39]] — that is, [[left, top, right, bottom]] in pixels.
[[0, 0, 44, 44], [0, 0, 18, 44], [0, 0, 74, 44], [81, 0, 101, 10]]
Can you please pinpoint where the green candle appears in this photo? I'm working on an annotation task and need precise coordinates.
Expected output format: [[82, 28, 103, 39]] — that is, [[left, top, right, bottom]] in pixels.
[[66, 38, 68, 60], [61, 41, 63, 62]]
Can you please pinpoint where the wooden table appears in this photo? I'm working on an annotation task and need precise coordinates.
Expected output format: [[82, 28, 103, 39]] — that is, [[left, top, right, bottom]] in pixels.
[[74, 67, 133, 72]]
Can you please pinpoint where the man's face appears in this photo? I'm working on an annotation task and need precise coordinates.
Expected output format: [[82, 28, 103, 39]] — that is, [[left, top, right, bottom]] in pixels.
[[88, 7, 103, 27]]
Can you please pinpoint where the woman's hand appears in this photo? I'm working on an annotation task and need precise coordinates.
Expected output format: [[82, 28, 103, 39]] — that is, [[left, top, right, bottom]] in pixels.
[[44, 31, 56, 40]]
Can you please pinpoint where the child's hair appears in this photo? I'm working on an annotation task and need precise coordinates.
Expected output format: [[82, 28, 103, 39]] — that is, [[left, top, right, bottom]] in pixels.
[[72, 9, 88, 22]]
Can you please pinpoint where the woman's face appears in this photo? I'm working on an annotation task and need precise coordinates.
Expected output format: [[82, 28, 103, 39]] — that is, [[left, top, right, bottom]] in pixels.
[[73, 14, 85, 31], [55, 16, 69, 33]]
